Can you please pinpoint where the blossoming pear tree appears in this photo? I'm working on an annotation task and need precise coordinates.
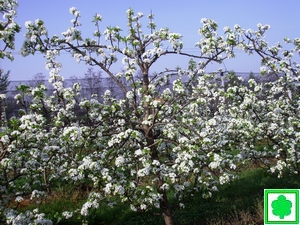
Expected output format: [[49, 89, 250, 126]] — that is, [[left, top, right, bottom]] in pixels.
[[1, 2, 300, 225]]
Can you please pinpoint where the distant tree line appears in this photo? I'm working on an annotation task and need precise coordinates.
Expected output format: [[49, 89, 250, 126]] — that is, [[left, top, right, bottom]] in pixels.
[[0, 68, 288, 126]]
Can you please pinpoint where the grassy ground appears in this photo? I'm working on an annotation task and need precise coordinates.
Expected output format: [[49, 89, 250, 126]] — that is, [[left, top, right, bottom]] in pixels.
[[16, 168, 300, 225]]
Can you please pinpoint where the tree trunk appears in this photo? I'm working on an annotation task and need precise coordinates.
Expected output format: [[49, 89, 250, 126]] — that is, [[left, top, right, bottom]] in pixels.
[[163, 212, 175, 225], [161, 191, 175, 225], [141, 70, 175, 225]]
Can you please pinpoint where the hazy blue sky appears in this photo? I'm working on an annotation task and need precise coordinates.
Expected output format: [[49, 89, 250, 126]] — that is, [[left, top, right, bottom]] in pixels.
[[2, 0, 300, 80]]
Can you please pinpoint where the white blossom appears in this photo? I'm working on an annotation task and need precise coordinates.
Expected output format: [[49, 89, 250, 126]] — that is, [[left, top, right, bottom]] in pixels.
[[115, 156, 125, 167], [62, 211, 73, 219], [126, 91, 134, 99]]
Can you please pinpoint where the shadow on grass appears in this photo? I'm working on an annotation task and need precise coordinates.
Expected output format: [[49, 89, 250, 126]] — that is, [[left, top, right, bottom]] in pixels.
[[179, 168, 300, 225]]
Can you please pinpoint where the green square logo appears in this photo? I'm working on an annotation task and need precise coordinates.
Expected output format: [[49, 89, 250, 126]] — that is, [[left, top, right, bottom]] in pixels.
[[264, 189, 299, 225]]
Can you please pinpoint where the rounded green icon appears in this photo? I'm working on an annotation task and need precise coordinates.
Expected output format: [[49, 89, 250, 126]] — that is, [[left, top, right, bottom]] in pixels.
[[272, 195, 292, 219]]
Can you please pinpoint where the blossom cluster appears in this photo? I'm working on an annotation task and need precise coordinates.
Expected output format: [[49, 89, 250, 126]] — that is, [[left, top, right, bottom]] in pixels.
[[0, 0, 20, 60]]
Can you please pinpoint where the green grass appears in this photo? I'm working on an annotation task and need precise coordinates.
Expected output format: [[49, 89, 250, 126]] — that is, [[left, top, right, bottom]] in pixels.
[[181, 168, 300, 225], [16, 168, 300, 225]]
